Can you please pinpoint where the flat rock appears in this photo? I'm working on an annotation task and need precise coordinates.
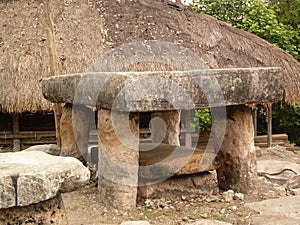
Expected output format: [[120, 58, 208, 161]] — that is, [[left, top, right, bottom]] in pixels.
[[246, 196, 300, 225], [0, 151, 90, 209], [42, 68, 283, 111], [257, 160, 300, 185], [23, 144, 60, 156], [139, 143, 217, 181]]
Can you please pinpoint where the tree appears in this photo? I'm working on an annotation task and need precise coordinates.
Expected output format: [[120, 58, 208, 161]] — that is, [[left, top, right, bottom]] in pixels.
[[191, 0, 300, 61]]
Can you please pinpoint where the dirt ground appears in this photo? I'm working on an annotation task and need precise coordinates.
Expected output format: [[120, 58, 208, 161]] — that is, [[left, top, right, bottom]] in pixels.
[[62, 146, 300, 225]]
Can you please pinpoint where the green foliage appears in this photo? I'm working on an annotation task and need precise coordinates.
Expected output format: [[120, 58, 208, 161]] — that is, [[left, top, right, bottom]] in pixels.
[[257, 103, 300, 145], [191, 108, 212, 131], [266, 0, 300, 29], [191, 0, 300, 61]]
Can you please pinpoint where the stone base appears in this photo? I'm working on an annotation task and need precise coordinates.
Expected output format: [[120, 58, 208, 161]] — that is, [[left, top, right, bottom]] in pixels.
[[0, 194, 68, 225], [138, 171, 218, 200]]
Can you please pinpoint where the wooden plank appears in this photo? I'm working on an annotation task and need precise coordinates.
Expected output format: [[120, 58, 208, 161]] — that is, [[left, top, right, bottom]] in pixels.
[[139, 143, 217, 180], [254, 134, 288, 142]]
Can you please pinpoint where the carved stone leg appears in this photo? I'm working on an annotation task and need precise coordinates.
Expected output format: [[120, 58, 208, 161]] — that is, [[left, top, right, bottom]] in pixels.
[[151, 110, 181, 146], [97, 110, 139, 211], [216, 105, 257, 193], [60, 104, 92, 162]]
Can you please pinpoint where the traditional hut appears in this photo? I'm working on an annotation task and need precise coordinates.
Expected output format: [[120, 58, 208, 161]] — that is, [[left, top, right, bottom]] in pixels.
[[1, 0, 300, 150]]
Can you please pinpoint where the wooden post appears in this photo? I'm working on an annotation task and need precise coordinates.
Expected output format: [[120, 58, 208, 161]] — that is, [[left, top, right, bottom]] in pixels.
[[43, 0, 62, 148], [12, 113, 21, 151], [266, 103, 272, 147], [252, 108, 257, 137]]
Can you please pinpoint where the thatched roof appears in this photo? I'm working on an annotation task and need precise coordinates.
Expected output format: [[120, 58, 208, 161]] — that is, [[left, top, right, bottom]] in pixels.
[[1, 0, 300, 113]]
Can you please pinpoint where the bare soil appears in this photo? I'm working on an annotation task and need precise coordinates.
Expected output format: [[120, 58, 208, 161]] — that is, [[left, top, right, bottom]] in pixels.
[[62, 147, 300, 225]]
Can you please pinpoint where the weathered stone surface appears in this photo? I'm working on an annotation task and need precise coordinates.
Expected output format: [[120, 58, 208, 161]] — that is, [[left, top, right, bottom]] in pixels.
[[257, 160, 300, 185], [60, 104, 92, 162], [42, 68, 283, 111], [215, 106, 257, 193], [246, 196, 300, 225], [139, 143, 217, 181], [0, 151, 90, 209], [0, 194, 68, 225], [138, 171, 218, 199], [98, 110, 139, 211], [222, 190, 235, 202], [151, 110, 181, 145], [23, 144, 60, 156]]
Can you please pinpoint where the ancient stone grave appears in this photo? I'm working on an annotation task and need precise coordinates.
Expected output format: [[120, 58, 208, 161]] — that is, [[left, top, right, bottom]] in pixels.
[[0, 151, 90, 224], [42, 67, 283, 210]]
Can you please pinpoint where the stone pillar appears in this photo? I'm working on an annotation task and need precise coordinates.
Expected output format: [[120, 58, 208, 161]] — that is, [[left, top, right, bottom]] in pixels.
[[0, 194, 67, 225], [97, 109, 139, 211], [60, 103, 92, 162], [151, 110, 180, 146], [216, 105, 257, 193]]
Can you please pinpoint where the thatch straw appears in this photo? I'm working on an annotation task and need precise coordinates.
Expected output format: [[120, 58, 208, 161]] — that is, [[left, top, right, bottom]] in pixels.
[[0, 0, 299, 113]]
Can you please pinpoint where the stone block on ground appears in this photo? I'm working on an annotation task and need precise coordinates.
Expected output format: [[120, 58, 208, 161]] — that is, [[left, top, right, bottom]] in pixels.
[[139, 143, 217, 182], [138, 171, 218, 199], [0, 193, 68, 225], [0, 151, 90, 209]]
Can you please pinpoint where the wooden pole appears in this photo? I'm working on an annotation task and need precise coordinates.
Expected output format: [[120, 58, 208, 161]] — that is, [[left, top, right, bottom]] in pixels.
[[266, 103, 272, 147], [12, 113, 21, 151], [43, 0, 62, 148], [252, 108, 257, 137]]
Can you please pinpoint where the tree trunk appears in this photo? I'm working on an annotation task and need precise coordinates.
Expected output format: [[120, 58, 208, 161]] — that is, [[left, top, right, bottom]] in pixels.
[[42, 0, 62, 147]]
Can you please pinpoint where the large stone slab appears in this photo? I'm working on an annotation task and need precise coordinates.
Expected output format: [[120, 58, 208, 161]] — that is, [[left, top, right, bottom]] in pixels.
[[246, 196, 300, 225], [42, 68, 283, 111], [0, 151, 90, 209], [139, 143, 217, 182]]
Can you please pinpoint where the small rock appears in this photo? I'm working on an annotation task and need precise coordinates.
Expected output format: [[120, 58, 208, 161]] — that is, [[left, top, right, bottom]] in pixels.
[[290, 188, 300, 196], [232, 205, 238, 211], [222, 190, 235, 202], [220, 208, 226, 214], [234, 192, 244, 201], [200, 213, 208, 219], [120, 221, 150, 225]]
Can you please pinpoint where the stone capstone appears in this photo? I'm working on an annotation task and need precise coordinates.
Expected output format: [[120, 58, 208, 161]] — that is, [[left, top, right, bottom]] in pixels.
[[42, 68, 283, 111], [0, 151, 90, 209]]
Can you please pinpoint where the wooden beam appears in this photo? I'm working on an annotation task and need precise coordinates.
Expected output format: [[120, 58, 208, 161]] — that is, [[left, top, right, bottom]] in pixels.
[[266, 103, 272, 147], [12, 113, 21, 151], [252, 108, 257, 137]]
